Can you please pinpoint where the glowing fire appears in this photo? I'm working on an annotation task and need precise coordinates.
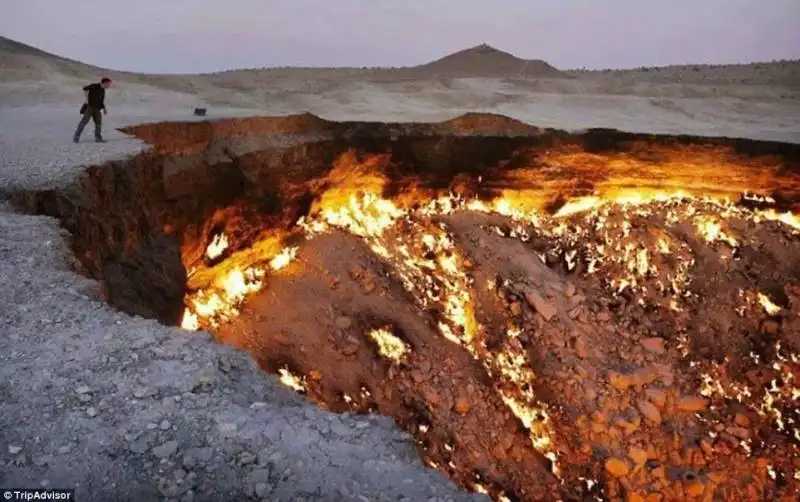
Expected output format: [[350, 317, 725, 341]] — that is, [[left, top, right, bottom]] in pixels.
[[269, 246, 298, 271], [175, 152, 800, 498], [206, 233, 228, 260], [758, 292, 782, 315], [278, 367, 306, 392], [368, 327, 409, 363]]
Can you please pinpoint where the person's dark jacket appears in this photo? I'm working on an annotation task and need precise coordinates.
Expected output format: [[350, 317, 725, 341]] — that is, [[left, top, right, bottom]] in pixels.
[[83, 83, 106, 111]]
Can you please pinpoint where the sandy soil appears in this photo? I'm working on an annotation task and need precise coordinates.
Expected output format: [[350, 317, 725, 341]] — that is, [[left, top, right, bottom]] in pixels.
[[1, 37, 799, 143]]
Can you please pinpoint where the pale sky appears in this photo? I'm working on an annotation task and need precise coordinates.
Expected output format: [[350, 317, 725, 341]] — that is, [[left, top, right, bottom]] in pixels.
[[2, 0, 799, 74]]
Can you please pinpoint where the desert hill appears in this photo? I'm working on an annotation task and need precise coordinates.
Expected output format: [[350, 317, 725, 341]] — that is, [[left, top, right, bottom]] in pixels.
[[0, 37, 567, 81], [3, 34, 798, 85], [570, 60, 800, 87], [407, 43, 568, 78], [1, 34, 798, 116], [0, 36, 102, 76]]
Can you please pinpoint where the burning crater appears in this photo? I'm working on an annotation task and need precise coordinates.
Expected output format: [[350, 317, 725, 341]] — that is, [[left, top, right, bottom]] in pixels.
[[10, 113, 800, 501]]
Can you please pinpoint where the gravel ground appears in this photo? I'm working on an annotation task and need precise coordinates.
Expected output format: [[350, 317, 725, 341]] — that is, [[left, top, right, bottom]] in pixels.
[[0, 105, 485, 501]]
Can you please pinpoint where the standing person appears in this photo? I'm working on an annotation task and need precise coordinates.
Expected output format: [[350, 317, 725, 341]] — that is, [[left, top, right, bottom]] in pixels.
[[73, 77, 112, 143]]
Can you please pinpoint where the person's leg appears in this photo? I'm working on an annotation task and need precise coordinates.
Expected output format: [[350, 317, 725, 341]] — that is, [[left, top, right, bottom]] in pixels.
[[73, 110, 91, 142], [92, 109, 104, 142]]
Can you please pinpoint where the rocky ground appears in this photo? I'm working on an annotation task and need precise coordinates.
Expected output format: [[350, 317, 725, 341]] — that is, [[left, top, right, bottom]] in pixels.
[[0, 106, 485, 501]]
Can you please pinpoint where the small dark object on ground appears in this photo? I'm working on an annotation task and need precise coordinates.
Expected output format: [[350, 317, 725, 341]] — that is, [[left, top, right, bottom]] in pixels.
[[194, 108, 207, 116]]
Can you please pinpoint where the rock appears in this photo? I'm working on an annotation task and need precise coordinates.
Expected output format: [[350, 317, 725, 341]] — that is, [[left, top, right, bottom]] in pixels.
[[637, 400, 662, 424], [640, 337, 666, 354], [524, 291, 557, 321], [633, 366, 662, 386], [9, 445, 22, 455], [761, 320, 779, 335], [152, 440, 179, 459], [685, 481, 705, 496], [699, 439, 714, 456], [564, 283, 576, 298], [360, 278, 376, 294], [605, 457, 630, 477], [335, 316, 352, 329], [347, 265, 364, 280], [238, 451, 257, 465], [627, 493, 645, 502], [255, 482, 270, 498], [192, 375, 216, 393], [157, 477, 188, 498], [218, 423, 238, 438], [182, 454, 197, 469], [573, 335, 588, 359], [644, 389, 667, 408], [86, 407, 98, 417], [160, 420, 172, 430], [676, 396, 709, 412], [509, 302, 522, 316], [216, 354, 235, 373], [628, 446, 648, 465], [726, 426, 749, 439], [615, 418, 638, 435], [75, 385, 92, 395], [596, 312, 611, 322], [734, 413, 750, 427], [609, 371, 634, 390], [186, 447, 213, 465], [453, 398, 470, 415]]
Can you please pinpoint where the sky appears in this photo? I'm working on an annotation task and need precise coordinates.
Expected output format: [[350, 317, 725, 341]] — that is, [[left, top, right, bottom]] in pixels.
[[2, 0, 799, 74]]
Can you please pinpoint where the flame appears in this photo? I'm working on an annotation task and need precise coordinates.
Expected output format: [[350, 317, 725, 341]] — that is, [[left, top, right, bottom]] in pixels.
[[756, 208, 800, 230], [278, 367, 306, 392], [368, 327, 409, 363], [174, 150, 800, 497], [269, 246, 298, 270], [694, 215, 738, 246], [206, 233, 228, 260], [758, 292, 782, 315]]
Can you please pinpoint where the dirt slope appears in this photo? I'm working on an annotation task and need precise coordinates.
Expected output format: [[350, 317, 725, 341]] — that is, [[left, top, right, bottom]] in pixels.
[[408, 43, 567, 78]]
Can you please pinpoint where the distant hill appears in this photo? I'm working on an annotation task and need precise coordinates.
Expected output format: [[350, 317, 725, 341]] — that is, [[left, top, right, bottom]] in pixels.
[[0, 37, 566, 80], [0, 36, 107, 82], [409, 44, 567, 78], [568, 60, 800, 87], [1, 35, 798, 87]]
